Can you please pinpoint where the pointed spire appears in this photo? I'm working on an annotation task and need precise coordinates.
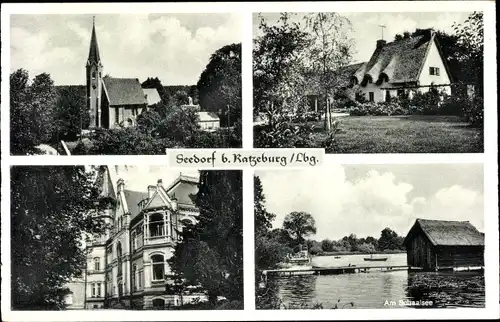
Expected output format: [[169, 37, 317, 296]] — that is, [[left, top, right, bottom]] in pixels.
[[87, 16, 101, 66]]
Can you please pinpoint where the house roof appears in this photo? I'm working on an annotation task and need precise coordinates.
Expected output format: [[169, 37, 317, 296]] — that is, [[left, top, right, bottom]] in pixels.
[[165, 175, 198, 205], [102, 77, 148, 106], [123, 189, 148, 218], [403, 219, 485, 247], [197, 111, 220, 122], [347, 32, 449, 85], [142, 88, 162, 105]]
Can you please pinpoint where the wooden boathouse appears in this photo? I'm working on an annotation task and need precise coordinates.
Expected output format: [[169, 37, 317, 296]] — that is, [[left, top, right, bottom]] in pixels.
[[403, 219, 484, 271]]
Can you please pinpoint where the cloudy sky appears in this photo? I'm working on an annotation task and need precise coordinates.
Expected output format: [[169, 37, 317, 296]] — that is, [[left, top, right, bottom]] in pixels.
[[253, 12, 472, 64], [111, 165, 198, 192], [10, 14, 242, 85], [256, 163, 484, 241]]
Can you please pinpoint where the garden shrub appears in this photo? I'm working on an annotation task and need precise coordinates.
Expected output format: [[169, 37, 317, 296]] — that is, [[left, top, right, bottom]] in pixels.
[[254, 118, 316, 148], [463, 96, 484, 127]]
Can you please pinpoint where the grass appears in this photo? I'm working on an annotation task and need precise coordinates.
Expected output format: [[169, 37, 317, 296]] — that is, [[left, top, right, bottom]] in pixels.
[[306, 115, 483, 153]]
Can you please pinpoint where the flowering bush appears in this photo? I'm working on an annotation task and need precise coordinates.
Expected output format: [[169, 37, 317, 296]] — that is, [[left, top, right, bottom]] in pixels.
[[349, 100, 408, 116]]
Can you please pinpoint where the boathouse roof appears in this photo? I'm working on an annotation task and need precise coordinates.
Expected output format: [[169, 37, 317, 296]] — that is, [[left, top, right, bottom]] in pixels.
[[403, 219, 485, 247]]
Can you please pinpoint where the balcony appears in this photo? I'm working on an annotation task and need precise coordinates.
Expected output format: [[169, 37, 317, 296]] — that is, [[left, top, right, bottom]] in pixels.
[[145, 235, 174, 246]]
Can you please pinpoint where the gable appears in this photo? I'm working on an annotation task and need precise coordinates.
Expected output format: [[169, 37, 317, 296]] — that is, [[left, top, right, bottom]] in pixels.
[[418, 38, 452, 86], [167, 180, 198, 205], [102, 78, 148, 106]]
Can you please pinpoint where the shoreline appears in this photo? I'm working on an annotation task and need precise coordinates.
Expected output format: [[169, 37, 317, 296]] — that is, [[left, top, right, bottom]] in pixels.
[[315, 250, 406, 257]]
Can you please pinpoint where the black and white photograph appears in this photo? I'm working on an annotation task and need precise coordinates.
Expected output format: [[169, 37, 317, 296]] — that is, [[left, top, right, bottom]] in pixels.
[[10, 165, 243, 310], [253, 12, 484, 153], [9, 13, 242, 155], [255, 163, 485, 309]]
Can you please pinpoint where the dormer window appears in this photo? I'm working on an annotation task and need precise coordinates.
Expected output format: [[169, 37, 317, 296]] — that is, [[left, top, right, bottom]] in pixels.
[[429, 67, 440, 76]]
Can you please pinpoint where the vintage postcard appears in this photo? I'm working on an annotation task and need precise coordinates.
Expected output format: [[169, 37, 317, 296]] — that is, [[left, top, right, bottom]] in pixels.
[[0, 1, 498, 322]]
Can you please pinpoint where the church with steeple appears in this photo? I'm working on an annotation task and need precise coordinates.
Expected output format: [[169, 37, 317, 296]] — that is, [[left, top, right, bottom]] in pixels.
[[86, 18, 159, 129]]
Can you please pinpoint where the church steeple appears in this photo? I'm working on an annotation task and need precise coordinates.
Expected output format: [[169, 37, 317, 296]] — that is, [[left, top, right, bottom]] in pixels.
[[86, 16, 103, 129], [87, 16, 101, 66]]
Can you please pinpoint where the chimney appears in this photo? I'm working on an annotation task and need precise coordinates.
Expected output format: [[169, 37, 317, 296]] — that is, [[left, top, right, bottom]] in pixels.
[[147, 185, 156, 199], [376, 39, 387, 50], [157, 179, 163, 188], [117, 178, 125, 192]]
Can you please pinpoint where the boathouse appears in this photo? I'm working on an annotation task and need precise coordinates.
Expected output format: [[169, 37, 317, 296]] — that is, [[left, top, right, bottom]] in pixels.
[[403, 219, 484, 271]]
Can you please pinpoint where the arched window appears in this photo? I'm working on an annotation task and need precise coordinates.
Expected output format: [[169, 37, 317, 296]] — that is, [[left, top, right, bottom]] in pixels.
[[152, 298, 165, 309], [94, 257, 100, 271], [151, 254, 165, 281], [116, 242, 123, 276], [149, 213, 165, 237], [92, 71, 96, 79]]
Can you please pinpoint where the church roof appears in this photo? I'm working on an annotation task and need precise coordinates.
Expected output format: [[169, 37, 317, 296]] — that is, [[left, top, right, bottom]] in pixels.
[[102, 78, 148, 106], [87, 20, 101, 66], [142, 88, 162, 105]]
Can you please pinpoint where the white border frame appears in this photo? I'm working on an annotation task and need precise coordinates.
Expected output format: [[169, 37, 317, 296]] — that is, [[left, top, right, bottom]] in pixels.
[[1, 1, 498, 321]]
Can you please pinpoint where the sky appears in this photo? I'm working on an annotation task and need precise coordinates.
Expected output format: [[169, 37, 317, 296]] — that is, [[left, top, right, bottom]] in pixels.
[[10, 14, 242, 85], [256, 163, 484, 241], [110, 165, 198, 192], [253, 12, 472, 64]]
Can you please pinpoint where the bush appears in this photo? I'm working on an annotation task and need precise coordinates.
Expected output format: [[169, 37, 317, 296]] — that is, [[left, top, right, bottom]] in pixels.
[[349, 100, 407, 116], [463, 96, 484, 127], [254, 119, 316, 148]]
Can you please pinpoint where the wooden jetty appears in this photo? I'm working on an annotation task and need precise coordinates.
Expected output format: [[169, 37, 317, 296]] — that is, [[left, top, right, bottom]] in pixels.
[[262, 265, 423, 278]]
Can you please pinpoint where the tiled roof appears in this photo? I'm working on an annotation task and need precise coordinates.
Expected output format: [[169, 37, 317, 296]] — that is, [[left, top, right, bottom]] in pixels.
[[197, 111, 220, 122], [102, 77, 148, 106], [404, 219, 485, 247]]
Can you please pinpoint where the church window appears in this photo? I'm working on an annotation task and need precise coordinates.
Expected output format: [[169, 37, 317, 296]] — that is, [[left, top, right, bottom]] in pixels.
[[151, 255, 165, 281], [94, 257, 100, 271], [116, 242, 123, 276], [99, 72, 102, 78], [149, 213, 165, 237], [92, 72, 96, 79]]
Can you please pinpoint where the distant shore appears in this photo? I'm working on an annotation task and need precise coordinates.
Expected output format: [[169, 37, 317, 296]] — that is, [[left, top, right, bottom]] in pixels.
[[315, 250, 406, 257]]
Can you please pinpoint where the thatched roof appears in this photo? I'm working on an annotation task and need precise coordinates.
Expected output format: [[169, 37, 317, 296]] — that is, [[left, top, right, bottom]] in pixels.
[[404, 219, 485, 247], [343, 31, 452, 86]]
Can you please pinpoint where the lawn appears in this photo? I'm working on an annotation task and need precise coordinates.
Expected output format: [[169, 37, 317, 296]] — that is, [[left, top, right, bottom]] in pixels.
[[307, 115, 483, 153]]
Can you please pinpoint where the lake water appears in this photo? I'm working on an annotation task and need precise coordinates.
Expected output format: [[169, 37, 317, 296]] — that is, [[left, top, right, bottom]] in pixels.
[[257, 253, 485, 309]]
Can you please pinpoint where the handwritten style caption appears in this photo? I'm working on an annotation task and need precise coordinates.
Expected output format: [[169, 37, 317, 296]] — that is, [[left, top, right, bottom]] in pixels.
[[167, 149, 324, 169]]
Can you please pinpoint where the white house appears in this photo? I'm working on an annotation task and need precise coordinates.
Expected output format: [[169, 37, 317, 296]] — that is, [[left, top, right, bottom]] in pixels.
[[197, 112, 221, 132], [342, 29, 453, 103]]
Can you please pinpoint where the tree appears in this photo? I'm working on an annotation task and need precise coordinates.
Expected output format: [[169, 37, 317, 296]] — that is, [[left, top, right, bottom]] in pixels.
[[453, 11, 483, 94], [254, 175, 276, 235], [168, 171, 243, 307], [10, 70, 57, 155], [304, 13, 354, 131], [283, 211, 317, 245], [357, 243, 376, 254], [321, 238, 334, 252], [253, 13, 311, 122], [142, 77, 170, 105], [158, 104, 200, 144], [197, 43, 241, 127], [378, 227, 401, 251], [170, 90, 190, 107], [54, 86, 89, 141], [11, 166, 107, 309]]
